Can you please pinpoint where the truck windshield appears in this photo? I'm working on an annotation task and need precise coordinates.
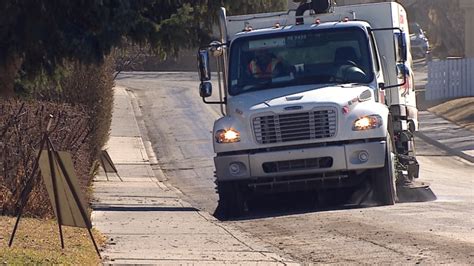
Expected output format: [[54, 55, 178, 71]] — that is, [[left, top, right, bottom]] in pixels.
[[228, 27, 374, 96]]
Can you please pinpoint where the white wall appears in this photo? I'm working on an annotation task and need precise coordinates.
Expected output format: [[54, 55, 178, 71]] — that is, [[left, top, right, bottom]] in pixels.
[[427, 58, 474, 100]]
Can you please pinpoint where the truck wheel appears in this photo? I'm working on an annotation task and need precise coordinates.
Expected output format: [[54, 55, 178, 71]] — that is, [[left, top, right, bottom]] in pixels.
[[215, 180, 246, 220], [372, 134, 397, 205]]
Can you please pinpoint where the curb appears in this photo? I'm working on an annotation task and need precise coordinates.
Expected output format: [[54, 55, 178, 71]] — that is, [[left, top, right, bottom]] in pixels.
[[126, 88, 188, 195], [414, 131, 474, 163]]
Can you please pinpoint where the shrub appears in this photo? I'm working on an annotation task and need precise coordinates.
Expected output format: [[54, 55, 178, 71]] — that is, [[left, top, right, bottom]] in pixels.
[[0, 100, 93, 217], [1, 57, 115, 217], [30, 57, 115, 161]]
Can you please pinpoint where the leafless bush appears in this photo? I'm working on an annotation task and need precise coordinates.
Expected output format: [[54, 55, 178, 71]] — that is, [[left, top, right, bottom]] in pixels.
[[31, 57, 115, 162], [0, 100, 94, 217], [1, 57, 115, 217], [60, 57, 115, 161], [111, 40, 152, 78]]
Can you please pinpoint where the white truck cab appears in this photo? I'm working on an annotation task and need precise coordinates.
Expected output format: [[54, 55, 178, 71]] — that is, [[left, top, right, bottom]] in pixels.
[[197, 1, 424, 218]]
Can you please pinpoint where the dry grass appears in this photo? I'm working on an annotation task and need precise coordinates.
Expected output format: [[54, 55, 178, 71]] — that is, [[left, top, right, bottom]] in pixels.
[[429, 97, 474, 131], [0, 216, 105, 264]]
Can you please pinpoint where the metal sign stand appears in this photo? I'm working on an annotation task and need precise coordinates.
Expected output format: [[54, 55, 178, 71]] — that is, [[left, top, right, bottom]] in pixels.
[[100, 150, 122, 181], [8, 116, 101, 259]]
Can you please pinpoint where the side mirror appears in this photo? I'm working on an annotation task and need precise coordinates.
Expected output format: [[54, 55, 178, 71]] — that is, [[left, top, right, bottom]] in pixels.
[[394, 32, 408, 63], [396, 63, 409, 79], [197, 49, 211, 82], [199, 81, 212, 98]]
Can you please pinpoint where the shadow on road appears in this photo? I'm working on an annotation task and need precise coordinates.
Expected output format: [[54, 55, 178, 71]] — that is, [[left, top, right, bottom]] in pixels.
[[93, 205, 198, 212], [214, 183, 437, 221]]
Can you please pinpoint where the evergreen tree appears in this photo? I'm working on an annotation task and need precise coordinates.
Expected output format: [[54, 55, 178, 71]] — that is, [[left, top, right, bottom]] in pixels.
[[0, 0, 286, 97]]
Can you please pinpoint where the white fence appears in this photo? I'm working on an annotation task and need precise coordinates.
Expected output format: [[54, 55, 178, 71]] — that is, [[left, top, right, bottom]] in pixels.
[[426, 58, 474, 101]]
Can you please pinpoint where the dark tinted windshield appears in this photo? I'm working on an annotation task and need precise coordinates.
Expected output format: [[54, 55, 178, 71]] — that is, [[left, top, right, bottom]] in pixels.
[[228, 27, 374, 95]]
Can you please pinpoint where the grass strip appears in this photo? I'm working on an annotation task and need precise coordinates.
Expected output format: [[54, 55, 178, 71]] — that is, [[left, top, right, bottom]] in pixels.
[[0, 215, 105, 264]]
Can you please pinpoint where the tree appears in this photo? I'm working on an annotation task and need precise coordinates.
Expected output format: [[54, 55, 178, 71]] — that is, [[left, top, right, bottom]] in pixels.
[[0, 0, 286, 98], [225, 1, 287, 15], [399, 0, 464, 57], [334, 0, 465, 58]]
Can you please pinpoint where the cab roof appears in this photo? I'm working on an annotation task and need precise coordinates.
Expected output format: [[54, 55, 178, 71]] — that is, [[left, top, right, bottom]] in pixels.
[[232, 21, 371, 40]]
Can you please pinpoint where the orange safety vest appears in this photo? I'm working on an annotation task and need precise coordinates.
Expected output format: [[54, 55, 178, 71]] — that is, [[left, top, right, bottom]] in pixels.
[[248, 58, 280, 78]]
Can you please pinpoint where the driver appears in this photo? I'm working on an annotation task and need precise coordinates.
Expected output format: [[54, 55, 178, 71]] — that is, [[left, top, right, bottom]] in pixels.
[[248, 50, 283, 79]]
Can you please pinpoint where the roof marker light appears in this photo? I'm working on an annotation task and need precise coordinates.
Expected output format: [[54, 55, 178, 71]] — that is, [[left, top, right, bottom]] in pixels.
[[343, 17, 350, 22], [274, 22, 281, 28], [315, 18, 321, 25]]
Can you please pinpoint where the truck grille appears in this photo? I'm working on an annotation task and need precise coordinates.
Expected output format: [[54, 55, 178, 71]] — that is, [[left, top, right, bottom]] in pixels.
[[253, 108, 337, 144]]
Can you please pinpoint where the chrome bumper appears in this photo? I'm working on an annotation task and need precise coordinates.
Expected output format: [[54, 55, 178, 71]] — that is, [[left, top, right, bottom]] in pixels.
[[214, 141, 386, 181]]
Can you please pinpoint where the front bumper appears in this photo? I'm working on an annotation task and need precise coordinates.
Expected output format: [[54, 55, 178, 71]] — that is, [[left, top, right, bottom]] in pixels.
[[214, 140, 386, 181]]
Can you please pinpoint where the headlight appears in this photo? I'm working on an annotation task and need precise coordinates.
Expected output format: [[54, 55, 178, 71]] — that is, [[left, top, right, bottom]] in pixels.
[[215, 129, 241, 143], [353, 115, 383, 131]]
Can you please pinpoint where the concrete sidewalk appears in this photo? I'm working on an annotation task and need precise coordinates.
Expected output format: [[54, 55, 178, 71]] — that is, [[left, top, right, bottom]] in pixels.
[[417, 111, 474, 163], [91, 87, 295, 264], [413, 58, 474, 162]]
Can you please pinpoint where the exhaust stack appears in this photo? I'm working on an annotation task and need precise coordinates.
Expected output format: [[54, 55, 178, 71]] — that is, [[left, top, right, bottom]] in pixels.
[[295, 0, 332, 25]]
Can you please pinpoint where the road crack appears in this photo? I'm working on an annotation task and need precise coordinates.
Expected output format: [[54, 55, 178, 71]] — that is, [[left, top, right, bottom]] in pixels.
[[195, 212, 292, 264]]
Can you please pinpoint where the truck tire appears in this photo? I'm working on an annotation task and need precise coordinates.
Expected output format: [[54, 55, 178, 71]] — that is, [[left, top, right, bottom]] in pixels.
[[372, 134, 397, 205], [215, 180, 246, 220]]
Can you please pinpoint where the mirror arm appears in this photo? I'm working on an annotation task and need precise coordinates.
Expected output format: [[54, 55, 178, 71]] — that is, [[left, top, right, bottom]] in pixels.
[[199, 41, 229, 52], [381, 71, 407, 90]]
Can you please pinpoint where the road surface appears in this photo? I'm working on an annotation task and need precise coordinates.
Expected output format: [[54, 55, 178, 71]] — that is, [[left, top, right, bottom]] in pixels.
[[117, 72, 473, 264]]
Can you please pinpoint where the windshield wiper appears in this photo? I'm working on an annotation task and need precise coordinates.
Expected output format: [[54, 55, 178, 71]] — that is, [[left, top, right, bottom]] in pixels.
[[334, 82, 368, 87], [244, 80, 273, 92], [235, 80, 289, 95], [293, 75, 334, 86]]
